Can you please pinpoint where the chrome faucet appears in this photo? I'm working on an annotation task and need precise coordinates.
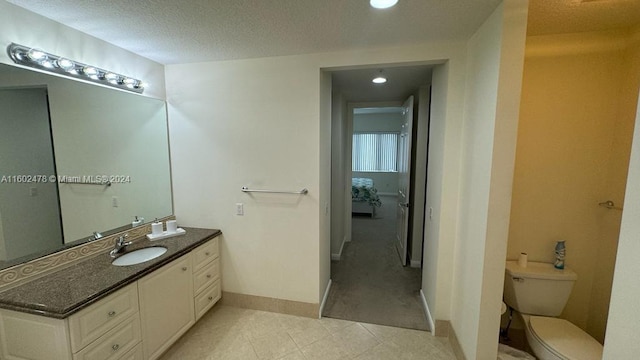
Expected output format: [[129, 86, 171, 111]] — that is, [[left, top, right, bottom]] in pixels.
[[110, 234, 132, 257]]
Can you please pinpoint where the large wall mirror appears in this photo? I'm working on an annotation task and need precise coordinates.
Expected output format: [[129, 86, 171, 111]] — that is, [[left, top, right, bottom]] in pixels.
[[0, 63, 173, 269]]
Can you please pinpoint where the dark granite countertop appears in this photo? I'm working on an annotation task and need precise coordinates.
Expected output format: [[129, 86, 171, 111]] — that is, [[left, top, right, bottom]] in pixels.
[[0, 227, 221, 319]]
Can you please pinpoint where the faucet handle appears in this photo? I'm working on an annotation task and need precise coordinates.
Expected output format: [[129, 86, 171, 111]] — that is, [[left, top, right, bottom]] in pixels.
[[115, 234, 130, 246]]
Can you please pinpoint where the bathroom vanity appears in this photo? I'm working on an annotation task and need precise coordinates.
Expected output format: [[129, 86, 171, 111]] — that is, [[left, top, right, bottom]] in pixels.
[[0, 227, 221, 360]]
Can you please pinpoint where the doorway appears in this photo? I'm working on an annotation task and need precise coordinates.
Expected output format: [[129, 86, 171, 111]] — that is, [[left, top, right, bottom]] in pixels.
[[323, 65, 432, 330], [0, 87, 63, 265]]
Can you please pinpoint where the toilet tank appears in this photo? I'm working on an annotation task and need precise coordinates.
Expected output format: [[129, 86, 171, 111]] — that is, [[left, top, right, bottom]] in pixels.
[[503, 261, 577, 316]]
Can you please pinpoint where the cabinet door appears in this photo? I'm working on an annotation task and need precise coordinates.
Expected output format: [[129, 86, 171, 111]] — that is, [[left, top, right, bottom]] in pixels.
[[0, 309, 71, 360], [138, 255, 194, 360]]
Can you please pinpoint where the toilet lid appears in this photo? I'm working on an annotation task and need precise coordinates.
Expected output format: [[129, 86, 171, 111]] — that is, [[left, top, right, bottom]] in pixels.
[[529, 316, 603, 360]]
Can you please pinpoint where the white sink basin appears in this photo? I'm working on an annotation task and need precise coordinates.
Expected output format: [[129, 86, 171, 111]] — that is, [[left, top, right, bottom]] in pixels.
[[112, 246, 168, 266]]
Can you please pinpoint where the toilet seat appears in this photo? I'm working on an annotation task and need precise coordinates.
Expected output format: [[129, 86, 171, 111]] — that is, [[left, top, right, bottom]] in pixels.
[[528, 316, 603, 360]]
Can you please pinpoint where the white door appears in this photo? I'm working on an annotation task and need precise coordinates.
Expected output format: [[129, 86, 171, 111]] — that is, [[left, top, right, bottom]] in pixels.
[[395, 96, 414, 266]]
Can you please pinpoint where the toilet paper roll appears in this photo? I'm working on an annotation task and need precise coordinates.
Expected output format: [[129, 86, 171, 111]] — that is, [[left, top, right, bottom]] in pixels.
[[166, 220, 177, 233], [518, 252, 528, 268], [151, 222, 163, 236]]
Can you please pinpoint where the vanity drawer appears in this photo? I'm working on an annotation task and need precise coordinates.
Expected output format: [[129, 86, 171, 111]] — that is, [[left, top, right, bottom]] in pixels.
[[193, 238, 218, 271], [193, 257, 220, 295], [118, 343, 143, 360], [194, 280, 221, 321], [69, 283, 139, 352], [73, 315, 141, 360]]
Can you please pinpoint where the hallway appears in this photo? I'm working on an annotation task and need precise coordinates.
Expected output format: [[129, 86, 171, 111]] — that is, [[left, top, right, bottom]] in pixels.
[[323, 195, 427, 330]]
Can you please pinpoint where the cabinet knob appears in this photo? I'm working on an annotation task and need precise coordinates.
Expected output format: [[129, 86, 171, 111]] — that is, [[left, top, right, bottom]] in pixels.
[[182, 267, 188, 271], [205, 252, 210, 256], [208, 296, 213, 301], [112, 344, 120, 351], [108, 310, 116, 317], [206, 274, 212, 278]]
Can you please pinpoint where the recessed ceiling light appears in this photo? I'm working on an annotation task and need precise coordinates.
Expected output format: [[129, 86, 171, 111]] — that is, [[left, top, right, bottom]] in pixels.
[[370, 0, 399, 9], [372, 70, 387, 84], [372, 77, 387, 84]]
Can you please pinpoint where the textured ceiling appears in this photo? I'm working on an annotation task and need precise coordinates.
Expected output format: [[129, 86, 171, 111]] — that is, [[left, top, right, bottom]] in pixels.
[[6, 0, 502, 64], [7, 0, 638, 102], [6, 1, 640, 65], [528, 0, 640, 36]]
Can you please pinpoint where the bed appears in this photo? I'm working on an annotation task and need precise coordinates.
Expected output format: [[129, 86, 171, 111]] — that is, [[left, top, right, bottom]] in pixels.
[[352, 178, 382, 217]]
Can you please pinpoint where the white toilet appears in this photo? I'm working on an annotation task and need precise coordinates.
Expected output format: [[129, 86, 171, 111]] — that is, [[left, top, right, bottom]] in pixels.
[[503, 261, 603, 360]]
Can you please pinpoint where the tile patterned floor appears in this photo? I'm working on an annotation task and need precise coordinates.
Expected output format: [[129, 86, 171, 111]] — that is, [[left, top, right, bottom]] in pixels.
[[159, 305, 456, 360]]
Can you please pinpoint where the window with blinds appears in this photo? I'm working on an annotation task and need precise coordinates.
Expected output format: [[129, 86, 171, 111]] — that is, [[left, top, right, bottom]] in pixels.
[[352, 132, 399, 172]]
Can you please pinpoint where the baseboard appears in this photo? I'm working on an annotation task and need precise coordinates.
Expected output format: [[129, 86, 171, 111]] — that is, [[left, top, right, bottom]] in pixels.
[[410, 260, 421, 268], [449, 325, 467, 360], [319, 279, 332, 318], [419, 289, 436, 333], [331, 236, 347, 261], [220, 291, 319, 319], [435, 320, 450, 337]]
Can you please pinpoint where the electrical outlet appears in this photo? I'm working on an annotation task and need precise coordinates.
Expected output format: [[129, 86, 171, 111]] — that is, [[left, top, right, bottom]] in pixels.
[[429, 207, 433, 220], [112, 196, 119, 207], [236, 203, 244, 216], [29, 187, 38, 197]]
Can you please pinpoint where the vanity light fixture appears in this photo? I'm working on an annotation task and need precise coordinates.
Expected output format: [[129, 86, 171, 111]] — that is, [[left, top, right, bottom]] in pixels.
[[370, 0, 399, 9], [7, 43, 145, 93], [372, 70, 387, 84]]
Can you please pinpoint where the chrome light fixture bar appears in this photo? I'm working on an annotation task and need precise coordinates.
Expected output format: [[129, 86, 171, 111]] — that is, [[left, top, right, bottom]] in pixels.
[[7, 43, 145, 93]]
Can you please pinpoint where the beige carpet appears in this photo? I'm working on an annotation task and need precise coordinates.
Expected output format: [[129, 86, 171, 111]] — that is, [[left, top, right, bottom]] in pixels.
[[323, 195, 428, 331]]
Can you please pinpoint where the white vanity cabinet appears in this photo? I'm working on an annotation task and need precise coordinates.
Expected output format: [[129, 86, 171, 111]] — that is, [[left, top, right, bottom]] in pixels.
[[0, 282, 141, 360], [138, 255, 194, 360], [0, 237, 221, 360]]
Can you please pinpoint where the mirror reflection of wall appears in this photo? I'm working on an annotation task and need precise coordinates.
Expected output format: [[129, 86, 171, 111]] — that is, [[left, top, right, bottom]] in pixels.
[[0, 87, 63, 262], [0, 64, 173, 267]]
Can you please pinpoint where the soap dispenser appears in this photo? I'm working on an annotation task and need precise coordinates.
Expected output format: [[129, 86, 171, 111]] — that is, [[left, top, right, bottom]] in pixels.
[[132, 216, 144, 227], [151, 218, 163, 236]]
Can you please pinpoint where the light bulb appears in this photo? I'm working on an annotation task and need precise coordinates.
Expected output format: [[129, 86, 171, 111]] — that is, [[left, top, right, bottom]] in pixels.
[[57, 58, 75, 72], [27, 48, 46, 61], [370, 0, 398, 9], [83, 66, 98, 76], [104, 72, 120, 84], [372, 76, 387, 84], [122, 77, 136, 88]]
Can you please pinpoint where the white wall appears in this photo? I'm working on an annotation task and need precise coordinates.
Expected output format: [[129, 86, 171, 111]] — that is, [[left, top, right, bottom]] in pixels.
[[422, 63, 458, 330], [353, 112, 403, 132], [450, 1, 528, 359], [166, 41, 467, 307], [0, 1, 166, 100], [319, 70, 332, 309], [603, 86, 640, 359]]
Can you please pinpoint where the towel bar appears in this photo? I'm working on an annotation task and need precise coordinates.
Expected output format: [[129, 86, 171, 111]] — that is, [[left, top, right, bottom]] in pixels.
[[241, 186, 308, 195]]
